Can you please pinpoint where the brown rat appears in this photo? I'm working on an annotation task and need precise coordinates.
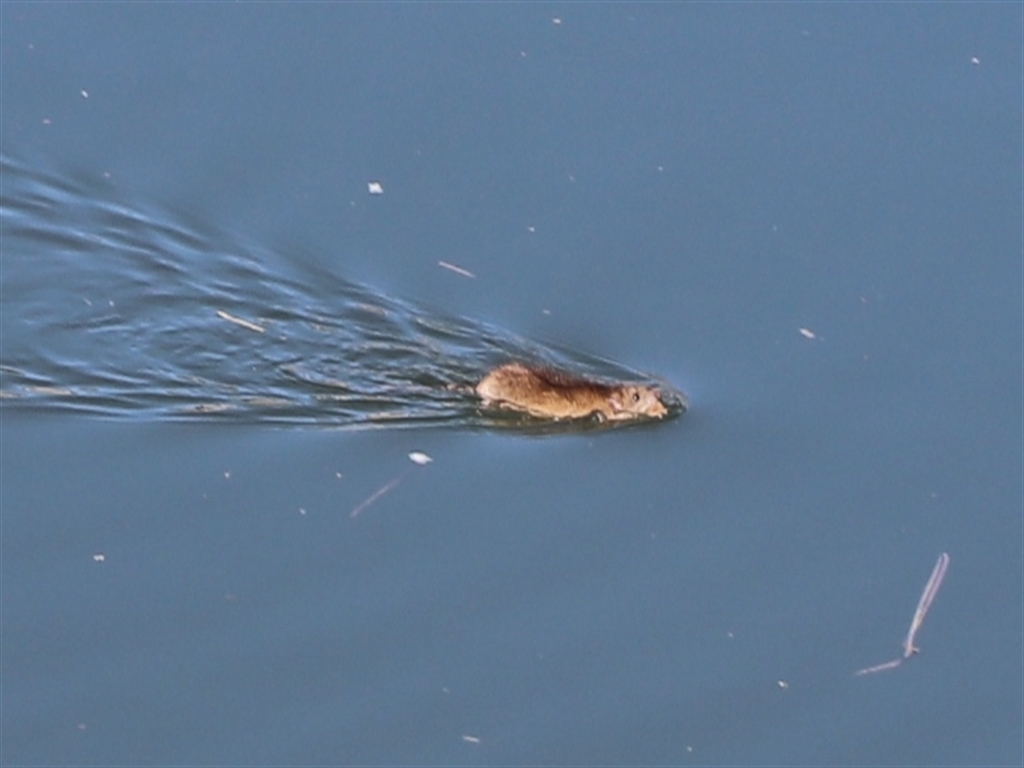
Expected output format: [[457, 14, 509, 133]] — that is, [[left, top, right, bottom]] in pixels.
[[475, 362, 668, 422]]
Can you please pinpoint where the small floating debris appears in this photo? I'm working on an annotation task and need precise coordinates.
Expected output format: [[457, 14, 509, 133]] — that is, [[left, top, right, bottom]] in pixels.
[[92, 553, 105, 563], [216, 310, 265, 333], [855, 552, 950, 676], [798, 327, 816, 340], [438, 261, 475, 278], [461, 734, 481, 744], [189, 402, 236, 414], [28, 385, 74, 397], [349, 476, 402, 519], [350, 451, 433, 518], [244, 396, 290, 408], [902, 551, 950, 658], [367, 181, 384, 195]]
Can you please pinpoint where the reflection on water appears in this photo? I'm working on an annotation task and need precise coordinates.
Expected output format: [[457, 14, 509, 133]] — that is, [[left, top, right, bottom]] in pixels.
[[0, 155, 684, 431]]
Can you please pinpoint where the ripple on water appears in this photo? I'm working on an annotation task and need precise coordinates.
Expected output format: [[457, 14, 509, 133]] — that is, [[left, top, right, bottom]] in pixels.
[[0, 154, 685, 432]]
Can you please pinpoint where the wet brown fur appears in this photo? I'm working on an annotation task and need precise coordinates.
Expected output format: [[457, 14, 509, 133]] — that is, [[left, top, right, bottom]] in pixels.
[[475, 362, 668, 422]]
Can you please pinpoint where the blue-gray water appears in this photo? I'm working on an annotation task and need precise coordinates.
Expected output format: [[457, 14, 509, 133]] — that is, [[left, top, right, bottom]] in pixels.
[[2, 4, 1021, 766]]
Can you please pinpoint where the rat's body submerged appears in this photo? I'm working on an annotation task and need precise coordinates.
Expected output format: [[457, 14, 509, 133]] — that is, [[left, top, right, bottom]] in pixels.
[[475, 363, 669, 422]]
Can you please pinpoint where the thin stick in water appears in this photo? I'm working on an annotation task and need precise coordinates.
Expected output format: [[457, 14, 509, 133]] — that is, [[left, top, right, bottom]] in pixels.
[[438, 260, 475, 278], [348, 452, 435, 519], [854, 552, 950, 676], [349, 475, 404, 518], [216, 309, 265, 333], [854, 657, 903, 676], [903, 552, 950, 658]]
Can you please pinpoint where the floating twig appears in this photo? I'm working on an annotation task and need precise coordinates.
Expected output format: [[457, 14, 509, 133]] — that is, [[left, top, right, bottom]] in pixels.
[[855, 552, 950, 676], [349, 476, 403, 519], [903, 552, 950, 658], [438, 261, 475, 278], [349, 451, 433, 519], [216, 310, 265, 333]]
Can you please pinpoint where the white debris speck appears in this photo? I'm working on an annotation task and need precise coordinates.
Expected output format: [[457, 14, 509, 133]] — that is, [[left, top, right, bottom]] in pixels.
[[552, 17, 562, 25], [92, 553, 105, 562], [408, 451, 433, 465], [367, 181, 384, 195], [971, 56, 980, 65], [461, 734, 481, 744], [777, 680, 789, 689], [80, 90, 89, 99], [298, 508, 307, 516], [798, 327, 816, 339]]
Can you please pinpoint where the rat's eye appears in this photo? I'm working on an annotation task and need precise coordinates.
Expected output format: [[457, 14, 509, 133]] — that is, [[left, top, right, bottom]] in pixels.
[[631, 391, 640, 403]]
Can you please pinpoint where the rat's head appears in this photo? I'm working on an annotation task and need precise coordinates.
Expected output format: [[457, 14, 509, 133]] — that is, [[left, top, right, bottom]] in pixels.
[[608, 385, 668, 420]]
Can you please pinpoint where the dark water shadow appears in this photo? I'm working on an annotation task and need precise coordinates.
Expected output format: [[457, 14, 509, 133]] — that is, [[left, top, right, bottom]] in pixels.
[[0, 154, 685, 432]]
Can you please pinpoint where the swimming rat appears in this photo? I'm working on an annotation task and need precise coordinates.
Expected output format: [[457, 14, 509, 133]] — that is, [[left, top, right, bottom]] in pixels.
[[475, 362, 669, 422]]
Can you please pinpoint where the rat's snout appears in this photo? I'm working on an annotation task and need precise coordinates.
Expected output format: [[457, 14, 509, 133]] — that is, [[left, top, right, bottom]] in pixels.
[[659, 387, 688, 413]]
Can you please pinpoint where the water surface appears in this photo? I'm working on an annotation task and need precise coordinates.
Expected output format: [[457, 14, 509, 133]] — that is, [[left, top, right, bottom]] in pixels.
[[2, 4, 1020, 766]]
